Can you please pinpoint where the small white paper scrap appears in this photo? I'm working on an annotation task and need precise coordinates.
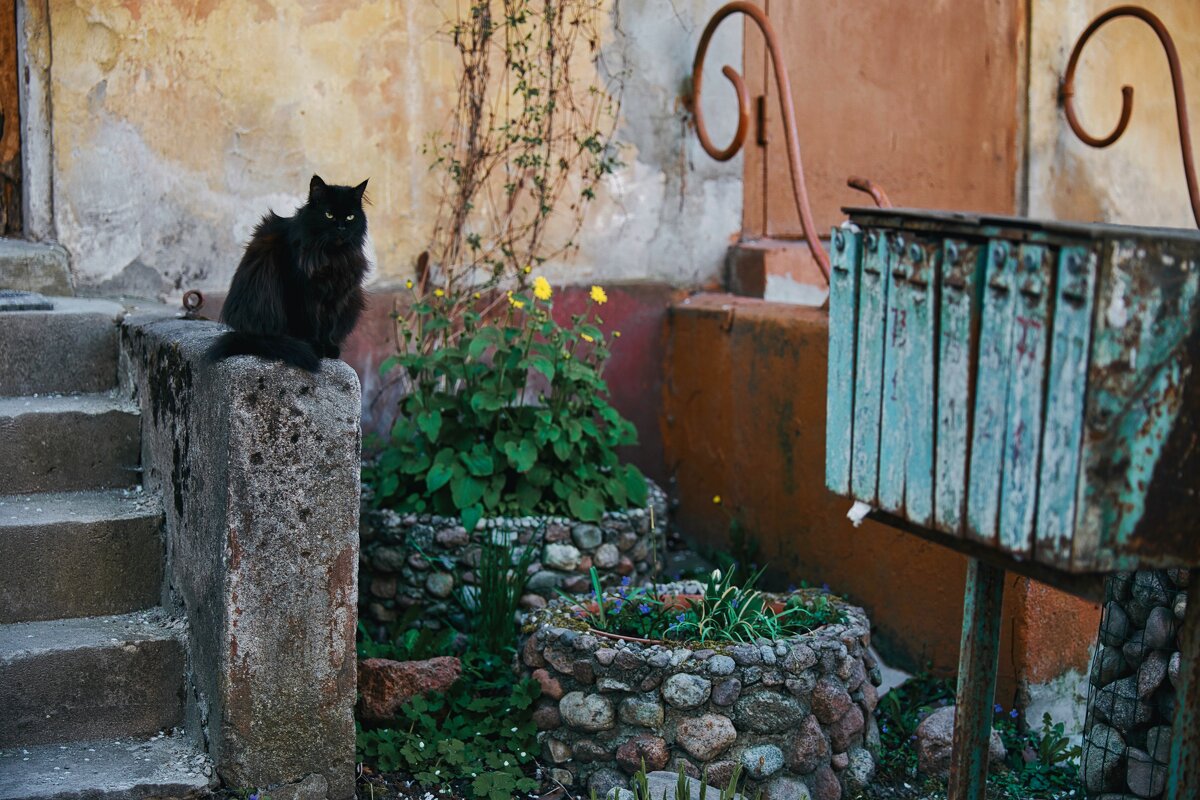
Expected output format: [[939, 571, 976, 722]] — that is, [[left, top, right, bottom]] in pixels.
[[847, 501, 873, 528]]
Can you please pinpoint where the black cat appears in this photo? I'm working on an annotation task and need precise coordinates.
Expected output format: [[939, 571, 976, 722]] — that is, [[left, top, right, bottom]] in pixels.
[[209, 175, 370, 372]]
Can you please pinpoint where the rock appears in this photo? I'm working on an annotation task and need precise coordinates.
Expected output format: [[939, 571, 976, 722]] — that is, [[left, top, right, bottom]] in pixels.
[[370, 545, 407, 572], [526, 570, 568, 593], [663, 673, 712, 709], [708, 655, 736, 676], [614, 650, 644, 670], [532, 699, 562, 730], [544, 543, 582, 571], [271, 773, 329, 800], [1169, 651, 1181, 688], [357, 656, 463, 723], [519, 593, 547, 611], [1146, 725, 1172, 765], [1175, 591, 1188, 621], [731, 645, 762, 666], [712, 678, 742, 706], [532, 668, 564, 700], [808, 764, 841, 800], [783, 644, 817, 673], [1093, 646, 1129, 688], [572, 524, 604, 550], [560, 691, 615, 732], [676, 714, 738, 761], [575, 739, 614, 762], [763, 777, 812, 800], [619, 695, 665, 728], [915, 706, 1005, 777], [734, 692, 804, 733], [1126, 747, 1166, 798], [740, 744, 784, 779], [1123, 631, 1149, 667], [1137, 650, 1169, 698], [574, 659, 597, 685], [617, 556, 636, 576], [1082, 724, 1127, 794], [1101, 601, 1130, 647], [1167, 567, 1191, 588], [594, 543, 621, 569], [370, 575, 397, 599], [595, 648, 617, 666], [831, 752, 849, 769], [645, 771, 746, 800], [1095, 676, 1153, 730], [842, 747, 875, 794], [1144, 606, 1176, 649], [703, 759, 736, 789], [435, 526, 469, 547], [588, 767, 627, 799], [785, 714, 830, 772], [828, 705, 866, 752], [1133, 571, 1171, 607], [617, 734, 670, 774], [812, 676, 853, 724], [425, 571, 454, 598], [545, 737, 573, 763]]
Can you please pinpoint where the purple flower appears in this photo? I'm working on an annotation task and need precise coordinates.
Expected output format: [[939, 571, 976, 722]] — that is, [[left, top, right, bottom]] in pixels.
[[730, 598, 740, 609], [821, 582, 831, 594], [881, 724, 888, 733], [249, 795, 259, 800], [1009, 709, 1019, 719], [993, 703, 1003, 714], [638, 603, 651, 615], [676, 613, 686, 623], [620, 576, 631, 587], [613, 599, 624, 613]]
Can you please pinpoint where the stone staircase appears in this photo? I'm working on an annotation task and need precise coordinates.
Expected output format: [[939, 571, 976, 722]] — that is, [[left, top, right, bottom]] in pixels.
[[0, 297, 214, 798]]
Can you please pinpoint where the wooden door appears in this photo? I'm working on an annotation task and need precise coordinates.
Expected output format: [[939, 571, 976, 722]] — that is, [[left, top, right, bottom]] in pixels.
[[0, 0, 20, 235], [743, 0, 1025, 241]]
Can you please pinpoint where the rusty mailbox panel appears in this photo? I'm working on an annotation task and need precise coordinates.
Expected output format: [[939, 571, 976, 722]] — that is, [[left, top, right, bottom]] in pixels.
[[826, 207, 1200, 573]]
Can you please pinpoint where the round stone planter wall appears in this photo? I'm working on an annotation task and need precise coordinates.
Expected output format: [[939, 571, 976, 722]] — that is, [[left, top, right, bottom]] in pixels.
[[359, 481, 668, 630], [518, 587, 881, 800], [1081, 568, 1189, 799]]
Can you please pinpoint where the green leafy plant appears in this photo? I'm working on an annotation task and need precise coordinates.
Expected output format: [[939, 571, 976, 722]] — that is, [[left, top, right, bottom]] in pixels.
[[593, 762, 758, 800], [356, 649, 541, 800], [356, 612, 458, 662], [366, 280, 647, 531], [460, 531, 540, 654], [991, 710, 1083, 798], [569, 567, 845, 643]]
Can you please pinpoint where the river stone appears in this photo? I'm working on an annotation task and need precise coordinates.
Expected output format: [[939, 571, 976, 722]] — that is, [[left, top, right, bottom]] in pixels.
[[589, 767, 627, 799], [676, 714, 737, 761], [617, 734, 670, 774], [1126, 747, 1166, 798], [526, 570, 568, 592], [1100, 601, 1130, 647], [1169, 651, 1181, 688], [808, 764, 841, 800], [732, 644, 762, 666], [425, 572, 454, 598], [783, 644, 817, 673], [812, 676, 853, 724], [594, 543, 621, 569], [763, 777, 811, 800], [785, 714, 829, 772], [1095, 676, 1153, 730], [1093, 646, 1128, 687], [740, 744, 784, 779], [734, 692, 804, 733], [1146, 725, 1172, 764], [712, 678, 742, 706], [1082, 723, 1126, 794], [1133, 571, 1171, 607], [645, 771, 746, 800], [533, 668, 564, 700], [371, 545, 407, 572], [572, 524, 604, 550], [435, 526, 469, 547], [532, 699, 561, 730], [560, 691, 615, 732], [619, 695, 665, 728], [545, 737, 572, 763], [663, 673, 712, 709], [1137, 650, 1169, 698], [708, 655, 736, 676], [1176, 591, 1188, 621], [829, 704, 865, 752], [916, 706, 1005, 776], [842, 747, 875, 794], [544, 543, 582, 571], [1144, 606, 1176, 649]]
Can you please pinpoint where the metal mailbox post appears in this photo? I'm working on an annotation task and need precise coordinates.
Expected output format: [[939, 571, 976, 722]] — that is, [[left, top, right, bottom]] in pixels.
[[825, 208, 1200, 799]]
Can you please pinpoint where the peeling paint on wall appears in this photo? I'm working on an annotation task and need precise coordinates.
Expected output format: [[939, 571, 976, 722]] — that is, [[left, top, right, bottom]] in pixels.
[[48, 0, 741, 297]]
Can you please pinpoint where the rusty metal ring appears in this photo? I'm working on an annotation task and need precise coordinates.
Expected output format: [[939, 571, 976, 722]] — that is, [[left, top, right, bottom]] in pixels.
[[1061, 5, 1199, 227], [182, 289, 205, 313]]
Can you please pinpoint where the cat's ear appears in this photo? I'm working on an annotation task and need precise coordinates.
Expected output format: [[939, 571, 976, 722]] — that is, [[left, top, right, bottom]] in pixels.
[[354, 179, 369, 202], [309, 174, 328, 201]]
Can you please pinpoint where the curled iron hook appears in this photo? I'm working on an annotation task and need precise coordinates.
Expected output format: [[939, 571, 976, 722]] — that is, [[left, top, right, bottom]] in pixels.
[[1060, 5, 1199, 228], [688, 1, 830, 282]]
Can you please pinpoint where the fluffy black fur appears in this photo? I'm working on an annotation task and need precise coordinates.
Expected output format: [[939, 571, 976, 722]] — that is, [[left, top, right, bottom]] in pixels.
[[209, 175, 370, 372]]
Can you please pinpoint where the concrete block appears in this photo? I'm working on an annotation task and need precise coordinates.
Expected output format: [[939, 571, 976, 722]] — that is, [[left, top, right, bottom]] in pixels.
[[0, 611, 185, 747], [0, 490, 163, 623], [123, 313, 361, 798], [0, 733, 215, 799], [0, 394, 140, 494], [0, 297, 123, 395], [0, 239, 72, 296]]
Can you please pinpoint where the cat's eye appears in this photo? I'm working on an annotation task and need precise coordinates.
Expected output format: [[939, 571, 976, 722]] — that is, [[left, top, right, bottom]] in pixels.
[[346, 214, 355, 221], [324, 211, 333, 219]]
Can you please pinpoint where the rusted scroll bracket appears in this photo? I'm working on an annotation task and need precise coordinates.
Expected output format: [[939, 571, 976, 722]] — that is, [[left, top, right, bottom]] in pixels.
[[1060, 5, 1199, 228], [686, 2, 891, 285]]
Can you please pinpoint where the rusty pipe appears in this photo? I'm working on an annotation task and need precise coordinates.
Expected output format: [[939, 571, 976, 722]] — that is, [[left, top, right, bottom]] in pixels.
[[847, 176, 893, 209], [688, 1, 830, 281], [1060, 5, 1199, 228]]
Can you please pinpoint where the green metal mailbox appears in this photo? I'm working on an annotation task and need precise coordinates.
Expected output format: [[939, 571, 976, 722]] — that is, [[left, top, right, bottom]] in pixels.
[[826, 208, 1200, 575]]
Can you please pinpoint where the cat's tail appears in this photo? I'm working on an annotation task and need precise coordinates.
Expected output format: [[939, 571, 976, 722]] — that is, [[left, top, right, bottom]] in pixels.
[[207, 331, 321, 372]]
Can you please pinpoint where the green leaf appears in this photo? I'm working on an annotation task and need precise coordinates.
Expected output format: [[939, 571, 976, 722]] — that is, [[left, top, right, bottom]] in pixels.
[[503, 438, 538, 473], [567, 489, 602, 521], [462, 445, 495, 477], [451, 473, 486, 509], [460, 504, 483, 533], [427, 461, 454, 492], [416, 410, 442, 441], [378, 354, 400, 376], [527, 356, 555, 381]]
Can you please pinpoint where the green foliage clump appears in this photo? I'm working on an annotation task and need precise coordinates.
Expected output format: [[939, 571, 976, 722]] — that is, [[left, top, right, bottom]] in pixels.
[[365, 282, 647, 532], [571, 567, 845, 644], [356, 649, 542, 800]]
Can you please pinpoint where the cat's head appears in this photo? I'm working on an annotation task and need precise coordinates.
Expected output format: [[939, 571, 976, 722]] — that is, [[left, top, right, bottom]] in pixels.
[[302, 174, 368, 249]]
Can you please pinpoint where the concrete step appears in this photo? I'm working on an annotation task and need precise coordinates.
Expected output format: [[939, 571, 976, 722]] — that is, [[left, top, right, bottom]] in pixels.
[[0, 298, 123, 396], [0, 611, 185, 748], [0, 394, 140, 494], [0, 490, 163, 624], [0, 240, 72, 297], [0, 734, 214, 800]]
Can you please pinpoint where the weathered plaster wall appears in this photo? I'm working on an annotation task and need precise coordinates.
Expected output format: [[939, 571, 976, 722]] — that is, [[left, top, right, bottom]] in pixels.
[[46, 0, 740, 297], [1028, 0, 1200, 227]]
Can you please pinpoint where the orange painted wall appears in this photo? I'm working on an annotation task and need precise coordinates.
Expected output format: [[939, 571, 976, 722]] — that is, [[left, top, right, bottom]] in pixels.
[[660, 293, 1099, 698]]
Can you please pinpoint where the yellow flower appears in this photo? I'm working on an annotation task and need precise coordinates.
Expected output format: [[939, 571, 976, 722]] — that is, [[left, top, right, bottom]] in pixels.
[[473, 292, 481, 299], [590, 285, 608, 305], [434, 289, 444, 297], [405, 279, 414, 289], [712, 495, 722, 505], [523, 265, 532, 274], [508, 294, 525, 309], [533, 276, 553, 301], [581, 333, 594, 343], [613, 331, 622, 338]]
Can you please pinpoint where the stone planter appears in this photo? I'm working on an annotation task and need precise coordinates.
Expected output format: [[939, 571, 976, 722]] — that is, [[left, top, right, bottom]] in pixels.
[[359, 480, 668, 630], [517, 586, 880, 800]]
